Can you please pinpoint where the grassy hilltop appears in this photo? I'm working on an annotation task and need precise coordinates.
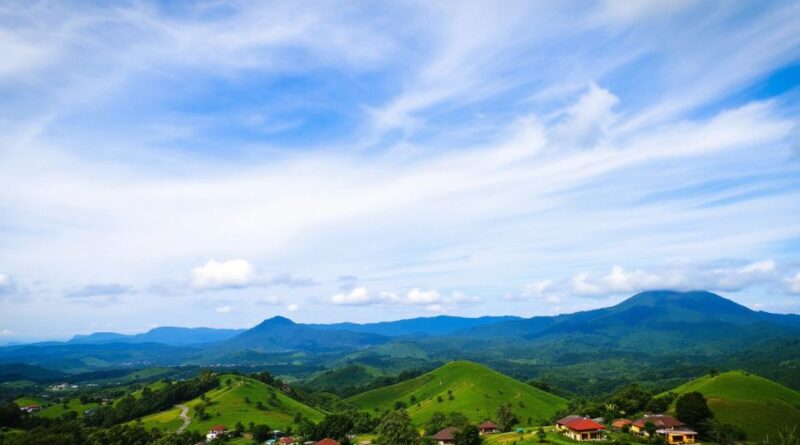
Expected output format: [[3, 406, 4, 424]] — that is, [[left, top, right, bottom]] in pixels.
[[666, 370, 800, 441], [138, 373, 324, 432], [346, 360, 566, 425]]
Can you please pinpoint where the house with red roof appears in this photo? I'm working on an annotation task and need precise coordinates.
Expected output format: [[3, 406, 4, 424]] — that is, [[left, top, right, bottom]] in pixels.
[[206, 425, 227, 441], [278, 437, 296, 444], [612, 419, 633, 430], [478, 421, 499, 435], [555, 416, 605, 441], [630, 415, 684, 435], [432, 427, 459, 445], [19, 404, 41, 414], [316, 439, 340, 445]]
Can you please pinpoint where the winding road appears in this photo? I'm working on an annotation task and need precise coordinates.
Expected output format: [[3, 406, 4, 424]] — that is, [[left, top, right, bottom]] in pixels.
[[176, 405, 191, 433]]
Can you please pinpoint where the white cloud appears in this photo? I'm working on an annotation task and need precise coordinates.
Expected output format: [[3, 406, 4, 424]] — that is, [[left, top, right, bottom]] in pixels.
[[327, 287, 479, 307], [330, 287, 373, 305], [550, 84, 619, 149], [0, 329, 13, 336], [286, 303, 300, 312], [0, 273, 10, 288], [215, 306, 233, 314], [257, 296, 283, 306], [787, 272, 800, 294], [191, 260, 257, 290], [520, 260, 785, 301]]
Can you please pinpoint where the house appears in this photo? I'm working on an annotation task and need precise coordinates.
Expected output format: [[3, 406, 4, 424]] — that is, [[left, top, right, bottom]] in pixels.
[[279, 437, 297, 444], [631, 415, 684, 435], [657, 428, 698, 444], [557, 417, 606, 441], [206, 425, 227, 441], [19, 404, 41, 413], [433, 427, 459, 445], [556, 415, 585, 431], [612, 419, 633, 430], [478, 421, 499, 435], [316, 439, 340, 445]]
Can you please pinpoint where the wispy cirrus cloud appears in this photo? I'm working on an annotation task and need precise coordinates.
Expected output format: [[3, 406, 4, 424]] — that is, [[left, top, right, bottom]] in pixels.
[[0, 1, 799, 336]]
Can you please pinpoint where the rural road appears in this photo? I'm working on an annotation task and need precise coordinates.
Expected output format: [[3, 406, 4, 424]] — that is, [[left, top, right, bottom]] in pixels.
[[176, 405, 190, 433]]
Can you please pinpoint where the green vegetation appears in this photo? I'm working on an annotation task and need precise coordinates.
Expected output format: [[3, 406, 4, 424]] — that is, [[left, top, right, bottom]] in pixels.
[[346, 361, 567, 425], [665, 370, 800, 441], [141, 373, 324, 433]]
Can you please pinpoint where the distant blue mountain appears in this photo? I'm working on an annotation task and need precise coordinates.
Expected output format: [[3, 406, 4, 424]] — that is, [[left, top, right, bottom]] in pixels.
[[311, 315, 522, 336], [69, 326, 244, 346]]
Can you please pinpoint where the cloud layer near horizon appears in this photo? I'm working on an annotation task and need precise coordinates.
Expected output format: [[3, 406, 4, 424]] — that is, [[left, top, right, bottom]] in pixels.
[[1, 0, 800, 340]]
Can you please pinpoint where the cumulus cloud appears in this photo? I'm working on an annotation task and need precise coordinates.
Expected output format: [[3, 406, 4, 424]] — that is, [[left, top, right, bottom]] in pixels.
[[215, 306, 233, 314], [550, 84, 619, 149], [520, 260, 784, 301], [327, 287, 480, 308], [0, 273, 14, 295], [191, 259, 257, 290], [286, 303, 300, 312], [787, 272, 800, 294]]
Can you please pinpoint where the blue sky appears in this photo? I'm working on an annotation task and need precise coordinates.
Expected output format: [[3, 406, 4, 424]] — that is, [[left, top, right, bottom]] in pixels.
[[1, 0, 800, 341]]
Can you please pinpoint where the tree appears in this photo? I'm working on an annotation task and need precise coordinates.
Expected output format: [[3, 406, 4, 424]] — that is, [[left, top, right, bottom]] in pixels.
[[315, 413, 354, 441], [708, 420, 747, 445], [424, 412, 448, 436], [447, 412, 470, 429], [645, 395, 673, 414], [537, 427, 547, 443], [454, 425, 482, 445], [611, 385, 652, 415], [376, 410, 419, 445], [675, 392, 713, 428], [644, 422, 657, 443], [496, 402, 518, 432], [252, 424, 273, 442]]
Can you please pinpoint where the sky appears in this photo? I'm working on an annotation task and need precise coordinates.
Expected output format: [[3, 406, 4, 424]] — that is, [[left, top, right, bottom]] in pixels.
[[1, 0, 800, 341]]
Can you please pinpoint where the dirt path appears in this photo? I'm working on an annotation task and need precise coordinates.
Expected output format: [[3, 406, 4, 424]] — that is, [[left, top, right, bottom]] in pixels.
[[176, 404, 190, 433]]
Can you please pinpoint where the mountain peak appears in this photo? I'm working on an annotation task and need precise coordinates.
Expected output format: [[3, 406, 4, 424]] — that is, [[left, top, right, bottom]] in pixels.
[[253, 315, 296, 329], [613, 290, 753, 315]]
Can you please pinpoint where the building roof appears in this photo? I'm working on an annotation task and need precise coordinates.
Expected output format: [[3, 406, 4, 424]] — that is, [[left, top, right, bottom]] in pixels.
[[210, 425, 227, 432], [316, 439, 340, 445], [433, 427, 459, 440], [279, 437, 296, 444], [557, 415, 585, 425], [657, 429, 698, 436], [633, 415, 684, 429], [612, 419, 633, 428], [479, 421, 498, 430], [564, 418, 606, 432]]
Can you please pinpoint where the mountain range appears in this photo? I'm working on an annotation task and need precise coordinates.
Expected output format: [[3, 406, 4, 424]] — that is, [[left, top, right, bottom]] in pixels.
[[2, 290, 799, 394]]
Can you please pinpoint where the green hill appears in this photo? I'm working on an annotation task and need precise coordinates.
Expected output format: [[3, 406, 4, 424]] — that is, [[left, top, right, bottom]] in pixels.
[[304, 364, 384, 391], [666, 370, 800, 441], [138, 373, 324, 432], [345, 361, 566, 426]]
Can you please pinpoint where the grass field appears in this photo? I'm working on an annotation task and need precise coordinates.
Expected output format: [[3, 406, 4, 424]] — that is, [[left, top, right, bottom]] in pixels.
[[138, 373, 324, 433], [665, 370, 800, 442], [484, 427, 583, 445], [346, 361, 567, 426], [14, 396, 100, 419]]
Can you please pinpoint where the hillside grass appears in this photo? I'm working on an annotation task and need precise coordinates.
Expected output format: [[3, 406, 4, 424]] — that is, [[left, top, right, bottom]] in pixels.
[[138, 373, 324, 433], [346, 361, 567, 426], [665, 370, 800, 442]]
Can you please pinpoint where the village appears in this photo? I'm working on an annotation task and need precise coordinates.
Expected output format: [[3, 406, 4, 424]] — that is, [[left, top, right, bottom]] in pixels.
[[187, 412, 699, 445]]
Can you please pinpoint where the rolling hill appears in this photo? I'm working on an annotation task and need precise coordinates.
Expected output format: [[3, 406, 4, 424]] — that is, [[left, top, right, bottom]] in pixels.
[[70, 327, 245, 346], [665, 370, 800, 441], [345, 361, 566, 425], [138, 373, 324, 432]]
